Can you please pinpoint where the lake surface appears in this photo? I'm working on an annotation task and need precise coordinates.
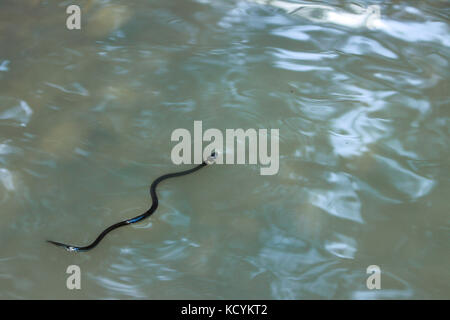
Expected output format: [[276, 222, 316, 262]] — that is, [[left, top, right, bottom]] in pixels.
[[0, 0, 448, 299]]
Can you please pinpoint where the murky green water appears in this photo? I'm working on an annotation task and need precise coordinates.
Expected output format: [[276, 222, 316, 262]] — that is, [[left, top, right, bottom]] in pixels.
[[0, 0, 449, 299]]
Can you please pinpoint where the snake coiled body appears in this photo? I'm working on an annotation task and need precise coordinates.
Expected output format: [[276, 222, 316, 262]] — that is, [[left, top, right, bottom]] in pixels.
[[47, 153, 216, 252]]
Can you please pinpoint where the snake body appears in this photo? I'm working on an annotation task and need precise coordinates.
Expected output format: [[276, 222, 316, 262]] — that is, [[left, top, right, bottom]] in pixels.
[[47, 152, 216, 252]]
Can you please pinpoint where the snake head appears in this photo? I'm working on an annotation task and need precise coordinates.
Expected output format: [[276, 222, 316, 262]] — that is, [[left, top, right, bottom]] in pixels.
[[205, 151, 218, 165]]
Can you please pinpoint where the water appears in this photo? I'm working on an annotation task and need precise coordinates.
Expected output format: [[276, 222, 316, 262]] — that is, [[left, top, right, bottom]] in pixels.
[[0, 0, 449, 299]]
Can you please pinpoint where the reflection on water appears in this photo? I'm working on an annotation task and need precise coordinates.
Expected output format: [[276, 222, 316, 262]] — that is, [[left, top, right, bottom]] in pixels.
[[0, 0, 449, 299]]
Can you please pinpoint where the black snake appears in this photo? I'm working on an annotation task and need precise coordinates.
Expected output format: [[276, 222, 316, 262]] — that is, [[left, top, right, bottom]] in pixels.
[[47, 152, 217, 252]]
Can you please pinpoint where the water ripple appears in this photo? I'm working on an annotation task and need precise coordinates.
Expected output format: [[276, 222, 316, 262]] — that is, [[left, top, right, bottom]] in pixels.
[[0, 0, 447, 299]]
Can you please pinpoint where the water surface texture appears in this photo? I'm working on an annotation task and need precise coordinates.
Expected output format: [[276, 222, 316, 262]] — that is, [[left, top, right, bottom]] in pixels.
[[0, 0, 449, 299]]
